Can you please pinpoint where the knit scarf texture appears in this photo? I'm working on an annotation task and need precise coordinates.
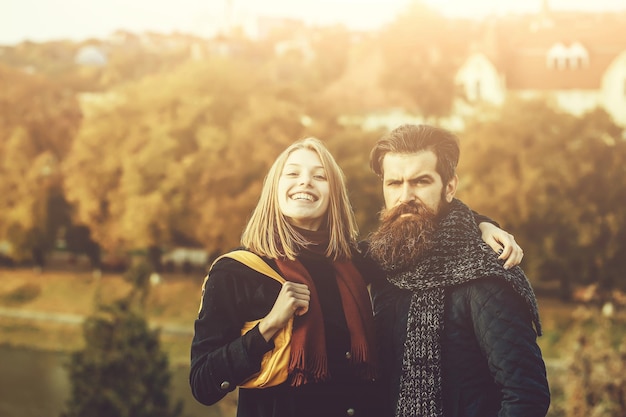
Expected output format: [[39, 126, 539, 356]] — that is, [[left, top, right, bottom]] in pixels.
[[274, 228, 377, 386], [383, 199, 541, 417]]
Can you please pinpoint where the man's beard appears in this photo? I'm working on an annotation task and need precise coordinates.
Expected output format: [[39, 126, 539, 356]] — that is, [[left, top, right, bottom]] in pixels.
[[367, 201, 438, 272]]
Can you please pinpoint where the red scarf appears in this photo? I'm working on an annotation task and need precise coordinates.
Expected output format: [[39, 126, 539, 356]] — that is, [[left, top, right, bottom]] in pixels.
[[274, 257, 377, 386]]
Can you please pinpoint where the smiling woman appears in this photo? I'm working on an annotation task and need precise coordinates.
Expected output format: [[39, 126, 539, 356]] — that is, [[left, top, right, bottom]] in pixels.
[[277, 149, 330, 231], [189, 136, 380, 417]]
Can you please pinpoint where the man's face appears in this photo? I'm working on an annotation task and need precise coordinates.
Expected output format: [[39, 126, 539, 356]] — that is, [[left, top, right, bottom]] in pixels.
[[366, 150, 458, 271], [381, 150, 457, 214]]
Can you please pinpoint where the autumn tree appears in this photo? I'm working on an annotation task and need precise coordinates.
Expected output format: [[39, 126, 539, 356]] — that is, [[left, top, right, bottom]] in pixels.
[[62, 56, 311, 258], [378, 0, 470, 120], [314, 127, 384, 235], [458, 99, 626, 297], [0, 40, 79, 76], [0, 64, 82, 262], [308, 25, 352, 87], [97, 32, 196, 89]]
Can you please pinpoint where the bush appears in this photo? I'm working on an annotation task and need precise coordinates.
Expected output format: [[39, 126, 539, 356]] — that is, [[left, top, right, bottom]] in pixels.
[[1, 283, 41, 305], [561, 307, 626, 417], [61, 262, 183, 417]]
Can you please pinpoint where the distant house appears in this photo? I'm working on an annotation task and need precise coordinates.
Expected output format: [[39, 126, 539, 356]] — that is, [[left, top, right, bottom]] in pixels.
[[162, 247, 209, 272], [455, 9, 626, 127], [74, 45, 108, 67], [274, 36, 315, 63]]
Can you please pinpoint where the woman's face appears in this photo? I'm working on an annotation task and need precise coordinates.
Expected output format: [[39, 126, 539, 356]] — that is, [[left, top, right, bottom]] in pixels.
[[277, 149, 330, 231]]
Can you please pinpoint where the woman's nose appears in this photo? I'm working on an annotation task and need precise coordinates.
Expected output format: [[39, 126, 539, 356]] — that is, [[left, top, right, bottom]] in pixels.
[[299, 173, 312, 185]]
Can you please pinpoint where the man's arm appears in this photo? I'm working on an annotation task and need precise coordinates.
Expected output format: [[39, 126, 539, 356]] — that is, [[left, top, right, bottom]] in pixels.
[[471, 280, 550, 417]]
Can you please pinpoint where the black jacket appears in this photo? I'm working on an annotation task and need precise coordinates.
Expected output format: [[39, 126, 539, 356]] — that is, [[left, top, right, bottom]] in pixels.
[[371, 275, 550, 417], [190, 251, 383, 417]]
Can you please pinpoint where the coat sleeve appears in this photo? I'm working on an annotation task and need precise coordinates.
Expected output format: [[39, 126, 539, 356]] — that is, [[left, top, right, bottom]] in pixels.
[[473, 211, 500, 228], [469, 279, 550, 417], [189, 259, 277, 405]]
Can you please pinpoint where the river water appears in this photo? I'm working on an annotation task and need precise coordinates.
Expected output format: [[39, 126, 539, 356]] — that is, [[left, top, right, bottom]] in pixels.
[[0, 345, 235, 417]]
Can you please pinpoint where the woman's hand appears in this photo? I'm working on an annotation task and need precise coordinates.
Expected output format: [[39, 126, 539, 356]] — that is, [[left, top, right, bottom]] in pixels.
[[259, 282, 310, 342], [478, 222, 524, 270]]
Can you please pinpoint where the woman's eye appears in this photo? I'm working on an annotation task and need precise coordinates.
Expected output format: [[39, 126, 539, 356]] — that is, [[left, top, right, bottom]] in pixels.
[[314, 174, 327, 180]]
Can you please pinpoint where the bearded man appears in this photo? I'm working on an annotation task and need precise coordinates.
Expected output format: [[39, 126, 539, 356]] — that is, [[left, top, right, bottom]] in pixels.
[[366, 124, 550, 417]]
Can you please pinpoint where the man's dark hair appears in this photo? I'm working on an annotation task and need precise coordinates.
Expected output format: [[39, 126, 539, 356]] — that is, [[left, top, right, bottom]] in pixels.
[[369, 124, 460, 185]]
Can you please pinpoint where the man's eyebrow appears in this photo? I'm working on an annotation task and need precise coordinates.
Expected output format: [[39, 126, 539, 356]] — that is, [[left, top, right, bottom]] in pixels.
[[412, 173, 434, 180], [386, 173, 433, 181]]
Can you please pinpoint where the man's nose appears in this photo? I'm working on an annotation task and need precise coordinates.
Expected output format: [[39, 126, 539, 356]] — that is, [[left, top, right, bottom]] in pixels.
[[399, 184, 415, 203]]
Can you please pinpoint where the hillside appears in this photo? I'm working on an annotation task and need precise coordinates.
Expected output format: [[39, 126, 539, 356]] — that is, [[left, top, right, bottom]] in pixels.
[[0, 267, 205, 365]]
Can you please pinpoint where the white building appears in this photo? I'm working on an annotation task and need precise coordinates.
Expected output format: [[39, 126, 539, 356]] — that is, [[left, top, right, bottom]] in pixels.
[[455, 10, 626, 127]]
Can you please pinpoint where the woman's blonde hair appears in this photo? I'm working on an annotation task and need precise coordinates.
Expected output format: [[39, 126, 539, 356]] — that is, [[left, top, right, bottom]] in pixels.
[[241, 137, 358, 260]]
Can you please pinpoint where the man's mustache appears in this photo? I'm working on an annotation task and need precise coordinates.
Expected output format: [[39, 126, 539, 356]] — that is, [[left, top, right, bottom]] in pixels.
[[380, 201, 428, 223]]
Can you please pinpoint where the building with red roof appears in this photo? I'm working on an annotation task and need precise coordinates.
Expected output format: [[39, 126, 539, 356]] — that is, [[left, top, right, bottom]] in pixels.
[[455, 6, 626, 127]]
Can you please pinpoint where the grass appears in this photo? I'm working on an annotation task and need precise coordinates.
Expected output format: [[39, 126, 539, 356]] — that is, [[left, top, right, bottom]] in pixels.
[[2, 267, 625, 366], [4, 267, 626, 417], [0, 282, 42, 304], [0, 267, 205, 365]]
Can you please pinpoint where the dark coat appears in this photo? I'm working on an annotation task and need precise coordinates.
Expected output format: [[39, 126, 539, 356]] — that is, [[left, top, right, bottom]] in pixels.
[[190, 251, 383, 417], [371, 275, 550, 417]]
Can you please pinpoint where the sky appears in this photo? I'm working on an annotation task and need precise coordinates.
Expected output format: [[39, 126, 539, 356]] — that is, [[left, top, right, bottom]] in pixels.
[[2, 0, 626, 45]]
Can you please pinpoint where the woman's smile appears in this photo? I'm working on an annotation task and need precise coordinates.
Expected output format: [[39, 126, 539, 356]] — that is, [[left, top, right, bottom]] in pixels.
[[278, 149, 330, 231]]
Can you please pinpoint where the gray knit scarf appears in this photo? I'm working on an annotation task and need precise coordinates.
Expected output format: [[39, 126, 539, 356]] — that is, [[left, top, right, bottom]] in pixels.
[[384, 199, 541, 417]]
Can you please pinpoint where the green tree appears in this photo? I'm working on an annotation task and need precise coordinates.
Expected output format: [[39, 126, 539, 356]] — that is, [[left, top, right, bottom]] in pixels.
[[61, 262, 182, 417], [65, 225, 101, 269], [459, 99, 626, 297], [561, 308, 626, 417]]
